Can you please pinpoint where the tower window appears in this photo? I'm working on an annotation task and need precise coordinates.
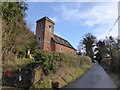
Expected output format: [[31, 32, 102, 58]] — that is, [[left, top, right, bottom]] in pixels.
[[38, 37, 41, 43], [40, 24, 42, 27], [49, 25, 51, 28]]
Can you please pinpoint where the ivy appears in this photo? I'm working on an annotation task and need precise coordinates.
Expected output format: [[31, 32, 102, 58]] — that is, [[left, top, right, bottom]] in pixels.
[[33, 49, 63, 75]]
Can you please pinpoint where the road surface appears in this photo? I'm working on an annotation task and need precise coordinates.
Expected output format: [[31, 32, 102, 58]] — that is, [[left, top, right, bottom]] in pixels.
[[65, 63, 116, 88]]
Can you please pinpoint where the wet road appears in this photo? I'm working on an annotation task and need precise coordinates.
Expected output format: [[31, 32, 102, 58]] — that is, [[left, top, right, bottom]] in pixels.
[[65, 63, 116, 88]]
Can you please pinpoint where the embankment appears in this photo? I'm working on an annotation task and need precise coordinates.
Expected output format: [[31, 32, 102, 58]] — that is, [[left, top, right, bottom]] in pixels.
[[3, 49, 93, 88], [30, 50, 93, 88], [101, 59, 120, 88]]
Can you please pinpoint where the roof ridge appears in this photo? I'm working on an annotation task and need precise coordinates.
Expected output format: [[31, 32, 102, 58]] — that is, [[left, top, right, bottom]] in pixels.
[[36, 16, 55, 24], [54, 34, 67, 41], [53, 34, 76, 50]]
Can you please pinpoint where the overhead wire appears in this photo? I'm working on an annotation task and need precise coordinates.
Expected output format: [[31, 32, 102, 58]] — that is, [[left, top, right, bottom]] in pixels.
[[107, 16, 120, 36]]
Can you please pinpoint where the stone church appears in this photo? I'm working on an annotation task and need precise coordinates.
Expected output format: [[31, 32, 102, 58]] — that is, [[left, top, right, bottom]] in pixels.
[[36, 16, 76, 54]]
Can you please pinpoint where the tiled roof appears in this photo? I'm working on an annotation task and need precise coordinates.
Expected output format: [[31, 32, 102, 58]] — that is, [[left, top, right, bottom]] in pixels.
[[53, 35, 76, 50], [36, 16, 55, 24]]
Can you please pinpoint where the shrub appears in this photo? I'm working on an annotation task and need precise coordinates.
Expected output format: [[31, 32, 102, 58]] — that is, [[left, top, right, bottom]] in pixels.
[[17, 49, 26, 58], [28, 49, 93, 88], [33, 49, 63, 75]]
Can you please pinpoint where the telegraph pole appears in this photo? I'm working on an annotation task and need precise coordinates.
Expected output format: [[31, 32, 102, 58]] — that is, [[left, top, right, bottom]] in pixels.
[[118, 1, 120, 88], [118, 1, 120, 44]]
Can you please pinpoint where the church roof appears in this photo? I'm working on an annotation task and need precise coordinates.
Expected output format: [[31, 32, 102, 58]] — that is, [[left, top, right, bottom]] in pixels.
[[36, 16, 55, 24], [53, 35, 76, 50]]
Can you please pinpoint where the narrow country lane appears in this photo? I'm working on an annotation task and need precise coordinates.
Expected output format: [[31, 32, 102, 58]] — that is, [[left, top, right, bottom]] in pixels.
[[65, 63, 117, 88]]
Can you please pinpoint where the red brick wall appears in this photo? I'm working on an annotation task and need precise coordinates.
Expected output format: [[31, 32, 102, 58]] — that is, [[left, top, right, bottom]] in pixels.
[[55, 43, 76, 54], [45, 19, 54, 33], [43, 19, 54, 51], [43, 42, 50, 51], [36, 17, 76, 54], [36, 20, 45, 49], [36, 18, 54, 51], [51, 39, 55, 51]]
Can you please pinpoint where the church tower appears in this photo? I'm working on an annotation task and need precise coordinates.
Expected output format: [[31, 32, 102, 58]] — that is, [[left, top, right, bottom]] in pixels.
[[36, 17, 55, 51]]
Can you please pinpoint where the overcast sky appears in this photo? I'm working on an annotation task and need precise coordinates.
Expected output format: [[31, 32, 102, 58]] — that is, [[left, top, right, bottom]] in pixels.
[[25, 2, 118, 49]]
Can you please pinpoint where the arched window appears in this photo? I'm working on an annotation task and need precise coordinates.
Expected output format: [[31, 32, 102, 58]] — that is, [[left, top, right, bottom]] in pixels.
[[38, 37, 41, 43], [60, 47, 63, 52]]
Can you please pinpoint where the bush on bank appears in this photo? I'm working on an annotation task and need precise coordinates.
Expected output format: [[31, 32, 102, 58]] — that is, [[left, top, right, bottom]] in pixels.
[[30, 49, 93, 88], [2, 49, 93, 88]]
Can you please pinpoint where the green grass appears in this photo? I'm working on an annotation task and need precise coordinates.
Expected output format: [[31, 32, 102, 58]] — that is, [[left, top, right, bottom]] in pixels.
[[105, 72, 120, 88], [101, 61, 120, 89], [16, 58, 35, 66], [30, 63, 94, 88]]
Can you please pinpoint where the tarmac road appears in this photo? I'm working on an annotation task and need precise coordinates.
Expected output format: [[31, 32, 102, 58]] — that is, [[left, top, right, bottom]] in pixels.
[[65, 63, 116, 88]]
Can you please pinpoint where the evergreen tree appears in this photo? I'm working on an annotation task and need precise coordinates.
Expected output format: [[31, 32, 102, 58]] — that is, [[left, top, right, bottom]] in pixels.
[[78, 33, 96, 61], [2, 1, 37, 63], [95, 40, 108, 63]]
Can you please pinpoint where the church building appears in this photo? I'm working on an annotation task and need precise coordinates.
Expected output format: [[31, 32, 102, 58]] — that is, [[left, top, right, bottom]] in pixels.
[[36, 16, 76, 54]]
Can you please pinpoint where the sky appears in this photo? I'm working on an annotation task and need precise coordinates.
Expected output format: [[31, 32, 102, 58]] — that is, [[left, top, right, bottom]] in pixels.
[[25, 2, 118, 49]]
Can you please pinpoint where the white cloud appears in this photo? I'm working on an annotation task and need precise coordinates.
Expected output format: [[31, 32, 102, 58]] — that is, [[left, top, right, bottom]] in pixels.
[[86, 3, 118, 23], [85, 19, 101, 27], [55, 3, 118, 26], [55, 5, 82, 21], [54, 2, 118, 39]]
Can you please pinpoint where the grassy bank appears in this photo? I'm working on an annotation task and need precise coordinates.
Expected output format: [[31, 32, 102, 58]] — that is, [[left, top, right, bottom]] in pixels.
[[30, 64, 93, 88], [3, 49, 93, 88], [29, 50, 93, 88], [101, 59, 120, 88]]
